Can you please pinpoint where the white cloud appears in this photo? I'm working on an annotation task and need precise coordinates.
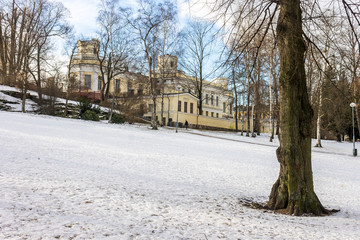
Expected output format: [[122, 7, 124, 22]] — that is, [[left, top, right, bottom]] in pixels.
[[60, 0, 100, 38]]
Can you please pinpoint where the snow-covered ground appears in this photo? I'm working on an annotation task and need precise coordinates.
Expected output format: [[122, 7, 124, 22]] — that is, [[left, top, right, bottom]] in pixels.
[[1, 111, 360, 239], [0, 85, 38, 112], [0, 85, 103, 113]]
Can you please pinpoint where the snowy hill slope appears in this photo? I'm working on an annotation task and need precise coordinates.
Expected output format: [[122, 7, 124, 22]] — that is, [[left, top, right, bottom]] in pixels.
[[1, 111, 360, 239]]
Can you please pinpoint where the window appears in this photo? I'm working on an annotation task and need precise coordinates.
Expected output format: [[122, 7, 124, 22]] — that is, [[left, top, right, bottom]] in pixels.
[[230, 104, 233, 115], [211, 112, 214, 117], [149, 104, 153, 112], [170, 61, 174, 68], [184, 102, 188, 113], [205, 94, 209, 104], [138, 84, 143, 95], [115, 79, 120, 92], [97, 76, 102, 90], [190, 103, 193, 114], [206, 111, 208, 116], [216, 113, 219, 118], [178, 101, 181, 112], [127, 81, 132, 92], [85, 74, 91, 89], [211, 95, 214, 105], [216, 96, 219, 106], [223, 102, 226, 113]]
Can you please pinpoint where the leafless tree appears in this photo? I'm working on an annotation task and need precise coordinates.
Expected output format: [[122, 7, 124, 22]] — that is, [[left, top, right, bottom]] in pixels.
[[178, 20, 220, 126], [208, 0, 360, 216], [63, 38, 78, 117], [0, 0, 70, 105], [157, 5, 179, 127], [96, 0, 132, 104], [29, 0, 71, 104], [124, 0, 176, 130]]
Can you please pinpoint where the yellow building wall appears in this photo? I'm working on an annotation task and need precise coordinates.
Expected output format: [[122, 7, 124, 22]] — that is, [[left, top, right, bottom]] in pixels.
[[143, 93, 273, 133], [144, 93, 238, 130]]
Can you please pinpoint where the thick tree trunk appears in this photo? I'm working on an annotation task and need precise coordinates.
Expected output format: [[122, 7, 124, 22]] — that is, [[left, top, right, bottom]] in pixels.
[[197, 91, 202, 128], [149, 63, 157, 130], [109, 88, 116, 122], [267, 0, 328, 216], [151, 95, 158, 130]]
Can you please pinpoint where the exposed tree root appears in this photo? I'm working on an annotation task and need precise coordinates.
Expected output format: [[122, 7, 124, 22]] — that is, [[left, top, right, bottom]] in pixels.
[[239, 197, 339, 216]]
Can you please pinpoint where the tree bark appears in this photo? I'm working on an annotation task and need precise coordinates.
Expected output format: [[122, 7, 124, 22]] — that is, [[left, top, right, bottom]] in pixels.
[[269, 56, 274, 142], [315, 82, 323, 148], [251, 101, 255, 137], [233, 67, 238, 132], [267, 0, 328, 216], [254, 60, 261, 136], [246, 76, 250, 137]]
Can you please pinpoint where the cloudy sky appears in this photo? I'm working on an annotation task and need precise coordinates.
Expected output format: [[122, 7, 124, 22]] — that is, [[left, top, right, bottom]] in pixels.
[[52, 0, 218, 74], [60, 0, 104, 38], [59, 0, 208, 38]]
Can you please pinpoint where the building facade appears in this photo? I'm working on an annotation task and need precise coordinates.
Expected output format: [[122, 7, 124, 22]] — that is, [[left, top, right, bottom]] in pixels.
[[70, 40, 267, 131], [143, 55, 236, 130]]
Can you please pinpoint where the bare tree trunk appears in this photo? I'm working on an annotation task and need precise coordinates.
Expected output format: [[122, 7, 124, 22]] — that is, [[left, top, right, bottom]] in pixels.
[[196, 91, 202, 128], [150, 64, 158, 130], [273, 66, 280, 136], [233, 67, 238, 132], [267, 0, 328, 216], [109, 84, 116, 122], [64, 91, 69, 117], [151, 95, 158, 129], [351, 55, 360, 137], [246, 77, 250, 137], [315, 82, 323, 147], [251, 74, 257, 137], [315, 43, 329, 148], [160, 92, 164, 126], [235, 95, 238, 132], [241, 87, 245, 136], [36, 45, 43, 104], [269, 61, 274, 142], [254, 60, 261, 136], [355, 102, 360, 136], [22, 77, 27, 113], [251, 101, 255, 137]]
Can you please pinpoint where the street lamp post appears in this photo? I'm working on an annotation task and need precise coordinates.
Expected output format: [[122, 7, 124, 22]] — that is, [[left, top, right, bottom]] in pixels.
[[176, 90, 180, 133], [350, 102, 357, 156]]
